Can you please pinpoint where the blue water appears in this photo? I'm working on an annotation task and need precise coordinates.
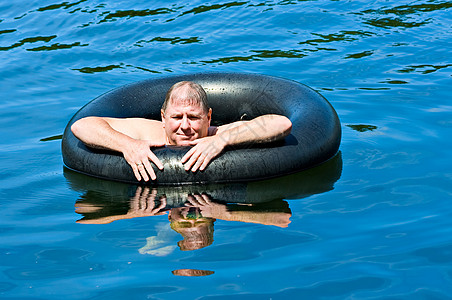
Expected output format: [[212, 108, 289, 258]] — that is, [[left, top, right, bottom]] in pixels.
[[1, 0, 451, 298]]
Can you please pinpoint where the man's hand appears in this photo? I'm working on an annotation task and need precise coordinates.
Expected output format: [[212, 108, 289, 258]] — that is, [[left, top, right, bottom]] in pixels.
[[123, 139, 165, 181], [181, 136, 226, 172], [186, 193, 230, 219], [129, 186, 167, 216]]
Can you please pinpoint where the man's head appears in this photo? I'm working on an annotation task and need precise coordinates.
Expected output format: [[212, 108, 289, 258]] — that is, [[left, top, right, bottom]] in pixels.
[[161, 81, 212, 146]]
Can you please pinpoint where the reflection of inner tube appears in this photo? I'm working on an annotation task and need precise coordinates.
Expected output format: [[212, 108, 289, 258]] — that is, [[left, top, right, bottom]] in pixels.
[[65, 151, 342, 210], [62, 73, 341, 185]]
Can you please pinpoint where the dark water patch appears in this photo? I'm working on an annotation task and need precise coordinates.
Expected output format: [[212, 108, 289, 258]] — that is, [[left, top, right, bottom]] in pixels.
[[73, 64, 124, 74], [358, 87, 390, 91], [72, 3, 105, 16], [361, 242, 452, 270], [379, 79, 409, 84], [363, 2, 452, 16], [179, 2, 248, 16], [0, 29, 16, 35], [0, 35, 57, 51], [315, 47, 337, 51], [36, 0, 88, 12], [251, 0, 313, 7], [299, 31, 375, 46], [131, 66, 162, 74], [252, 49, 306, 59], [413, 243, 452, 264], [344, 50, 374, 59], [199, 49, 306, 64], [40, 134, 63, 142], [392, 42, 409, 46], [346, 124, 378, 132], [137, 36, 202, 46], [99, 8, 176, 23], [26, 41, 88, 52], [397, 64, 452, 74], [248, 0, 312, 9], [200, 55, 260, 64], [364, 17, 430, 29]]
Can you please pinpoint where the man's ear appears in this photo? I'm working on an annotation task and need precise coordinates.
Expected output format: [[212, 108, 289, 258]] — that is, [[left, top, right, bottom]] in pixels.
[[207, 108, 212, 125], [161, 109, 165, 128]]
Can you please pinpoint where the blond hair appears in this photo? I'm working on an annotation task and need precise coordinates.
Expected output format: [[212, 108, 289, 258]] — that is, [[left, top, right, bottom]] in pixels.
[[162, 81, 209, 113]]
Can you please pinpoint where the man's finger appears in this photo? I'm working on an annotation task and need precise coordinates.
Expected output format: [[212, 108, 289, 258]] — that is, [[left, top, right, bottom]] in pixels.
[[148, 151, 164, 170], [199, 154, 213, 171], [181, 147, 196, 163], [131, 164, 142, 181], [143, 159, 156, 181], [201, 193, 211, 203], [194, 194, 208, 206], [184, 150, 202, 171], [138, 186, 150, 210], [187, 139, 201, 146], [186, 194, 197, 206], [130, 186, 142, 210], [155, 195, 166, 211], [192, 153, 206, 172], [137, 164, 149, 181]]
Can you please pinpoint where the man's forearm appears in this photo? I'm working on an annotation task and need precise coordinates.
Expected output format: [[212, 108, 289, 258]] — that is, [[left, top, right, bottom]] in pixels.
[[218, 114, 292, 146], [71, 117, 134, 153]]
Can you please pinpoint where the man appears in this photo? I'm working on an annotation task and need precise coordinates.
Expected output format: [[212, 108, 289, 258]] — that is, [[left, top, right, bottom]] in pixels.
[[71, 81, 292, 182]]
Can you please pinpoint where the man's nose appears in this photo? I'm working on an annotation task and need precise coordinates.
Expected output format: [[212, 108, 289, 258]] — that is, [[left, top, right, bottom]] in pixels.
[[181, 116, 190, 129]]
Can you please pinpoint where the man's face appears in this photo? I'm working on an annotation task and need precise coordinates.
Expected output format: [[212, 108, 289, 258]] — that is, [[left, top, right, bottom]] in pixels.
[[161, 99, 211, 146]]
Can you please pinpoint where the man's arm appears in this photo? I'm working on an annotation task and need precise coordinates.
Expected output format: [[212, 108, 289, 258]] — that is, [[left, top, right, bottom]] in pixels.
[[71, 117, 165, 181], [181, 114, 292, 172]]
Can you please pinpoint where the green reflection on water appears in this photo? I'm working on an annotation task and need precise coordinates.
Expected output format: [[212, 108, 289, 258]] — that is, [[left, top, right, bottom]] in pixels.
[[346, 124, 378, 132], [0, 35, 57, 51], [27, 42, 88, 52]]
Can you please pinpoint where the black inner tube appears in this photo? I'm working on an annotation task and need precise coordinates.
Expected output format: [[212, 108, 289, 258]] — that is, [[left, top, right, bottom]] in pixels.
[[62, 72, 341, 185]]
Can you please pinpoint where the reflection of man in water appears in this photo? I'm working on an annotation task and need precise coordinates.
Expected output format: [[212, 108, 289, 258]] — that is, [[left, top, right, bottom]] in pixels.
[[71, 81, 292, 181], [169, 207, 214, 251], [76, 186, 292, 253]]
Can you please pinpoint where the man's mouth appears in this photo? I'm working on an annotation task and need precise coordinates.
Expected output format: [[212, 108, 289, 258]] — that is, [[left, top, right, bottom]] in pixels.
[[177, 133, 194, 139]]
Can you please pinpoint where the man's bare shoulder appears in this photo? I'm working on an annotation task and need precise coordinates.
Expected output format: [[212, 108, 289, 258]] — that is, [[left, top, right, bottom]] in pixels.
[[105, 117, 165, 141]]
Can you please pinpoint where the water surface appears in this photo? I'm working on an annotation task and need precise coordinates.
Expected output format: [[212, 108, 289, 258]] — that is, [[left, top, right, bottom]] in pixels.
[[0, 0, 451, 299]]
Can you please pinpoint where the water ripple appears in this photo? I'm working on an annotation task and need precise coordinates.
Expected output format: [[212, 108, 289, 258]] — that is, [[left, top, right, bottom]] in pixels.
[[136, 36, 202, 46], [179, 1, 248, 16], [26, 41, 88, 52], [0, 35, 57, 51], [397, 64, 452, 74], [98, 7, 177, 23], [363, 2, 452, 16], [364, 17, 430, 29], [36, 0, 88, 12]]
